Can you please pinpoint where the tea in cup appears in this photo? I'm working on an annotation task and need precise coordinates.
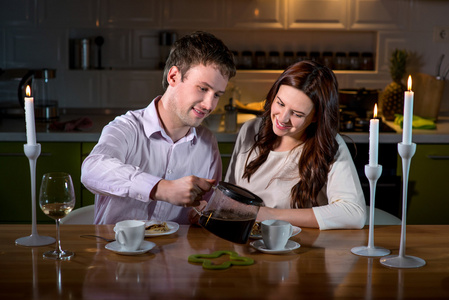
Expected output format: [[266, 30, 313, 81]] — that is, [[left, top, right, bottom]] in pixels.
[[113, 220, 145, 251], [261, 220, 293, 250]]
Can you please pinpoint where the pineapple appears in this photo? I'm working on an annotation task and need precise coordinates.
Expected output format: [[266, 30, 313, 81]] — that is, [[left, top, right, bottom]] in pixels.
[[380, 49, 408, 121]]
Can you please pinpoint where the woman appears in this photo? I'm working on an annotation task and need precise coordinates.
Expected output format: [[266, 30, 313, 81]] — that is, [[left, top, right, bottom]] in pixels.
[[225, 61, 366, 230]]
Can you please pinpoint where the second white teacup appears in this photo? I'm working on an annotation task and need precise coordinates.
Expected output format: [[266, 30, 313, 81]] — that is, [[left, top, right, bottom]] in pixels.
[[113, 220, 145, 252], [261, 220, 293, 250]]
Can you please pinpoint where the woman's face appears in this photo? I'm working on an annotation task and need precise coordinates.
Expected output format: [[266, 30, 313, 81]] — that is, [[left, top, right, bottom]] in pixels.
[[270, 84, 316, 144]]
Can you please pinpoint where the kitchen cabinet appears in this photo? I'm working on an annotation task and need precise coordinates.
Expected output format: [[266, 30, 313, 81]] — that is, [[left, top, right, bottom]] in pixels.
[[162, 0, 224, 29], [287, 0, 348, 30], [348, 0, 407, 30], [225, 0, 284, 29], [81, 142, 96, 206], [218, 142, 235, 179], [63, 70, 164, 109], [0, 142, 82, 224], [99, 0, 162, 28], [398, 144, 449, 225], [37, 0, 98, 28], [0, 0, 36, 27]]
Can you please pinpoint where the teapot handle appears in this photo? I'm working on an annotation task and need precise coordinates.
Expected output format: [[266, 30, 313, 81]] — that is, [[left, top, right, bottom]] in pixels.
[[192, 207, 202, 216]]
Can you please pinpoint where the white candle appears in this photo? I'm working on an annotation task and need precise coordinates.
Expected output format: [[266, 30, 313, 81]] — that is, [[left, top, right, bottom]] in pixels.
[[403, 75, 414, 145], [24, 85, 36, 145], [369, 104, 379, 166]]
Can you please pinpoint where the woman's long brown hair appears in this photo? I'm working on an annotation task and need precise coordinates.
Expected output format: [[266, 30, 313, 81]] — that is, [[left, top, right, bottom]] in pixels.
[[242, 60, 340, 208]]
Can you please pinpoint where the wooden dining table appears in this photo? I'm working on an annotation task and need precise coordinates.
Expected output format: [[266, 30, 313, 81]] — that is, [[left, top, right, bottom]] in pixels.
[[1, 224, 448, 299]]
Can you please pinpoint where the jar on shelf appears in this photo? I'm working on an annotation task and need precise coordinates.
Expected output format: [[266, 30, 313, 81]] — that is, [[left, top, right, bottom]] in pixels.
[[309, 51, 321, 63], [334, 52, 348, 70], [231, 51, 240, 69], [348, 52, 361, 70], [267, 51, 280, 69], [283, 51, 295, 68], [255, 51, 267, 69], [296, 51, 308, 62], [225, 99, 237, 133], [241, 51, 253, 69], [360, 52, 374, 70], [322, 51, 334, 69]]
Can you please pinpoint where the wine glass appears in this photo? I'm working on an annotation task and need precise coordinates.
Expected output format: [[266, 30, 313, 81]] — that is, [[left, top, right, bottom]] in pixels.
[[39, 172, 76, 260]]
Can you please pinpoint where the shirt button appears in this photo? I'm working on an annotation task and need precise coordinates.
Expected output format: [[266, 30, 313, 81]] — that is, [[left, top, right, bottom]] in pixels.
[[167, 169, 173, 174]]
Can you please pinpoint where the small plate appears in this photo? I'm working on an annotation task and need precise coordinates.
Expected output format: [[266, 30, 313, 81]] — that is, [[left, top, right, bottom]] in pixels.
[[250, 239, 300, 254], [144, 221, 179, 237], [105, 240, 156, 255], [250, 225, 302, 239]]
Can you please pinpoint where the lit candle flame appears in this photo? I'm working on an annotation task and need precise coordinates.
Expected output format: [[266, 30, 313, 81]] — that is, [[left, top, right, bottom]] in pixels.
[[407, 75, 412, 91], [26, 85, 31, 97], [374, 103, 378, 118]]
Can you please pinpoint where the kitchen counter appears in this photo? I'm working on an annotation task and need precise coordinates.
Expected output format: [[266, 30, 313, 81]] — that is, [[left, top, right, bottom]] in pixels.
[[1, 109, 449, 144]]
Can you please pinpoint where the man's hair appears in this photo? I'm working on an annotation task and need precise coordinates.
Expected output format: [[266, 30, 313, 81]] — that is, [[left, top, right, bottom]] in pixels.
[[162, 31, 236, 90]]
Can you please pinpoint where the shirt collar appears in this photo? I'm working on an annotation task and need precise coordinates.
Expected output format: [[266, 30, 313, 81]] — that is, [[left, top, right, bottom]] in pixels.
[[143, 96, 197, 143]]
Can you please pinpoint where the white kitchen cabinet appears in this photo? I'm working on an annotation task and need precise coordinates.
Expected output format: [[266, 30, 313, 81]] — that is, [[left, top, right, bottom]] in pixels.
[[161, 0, 224, 29], [37, 0, 98, 28], [61, 70, 101, 108], [4, 28, 65, 70], [99, 0, 162, 28], [0, 0, 36, 27], [287, 0, 348, 30], [100, 70, 164, 108], [225, 0, 285, 29], [348, 0, 407, 30]]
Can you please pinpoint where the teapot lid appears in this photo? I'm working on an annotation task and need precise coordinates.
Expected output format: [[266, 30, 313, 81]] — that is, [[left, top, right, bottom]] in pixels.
[[217, 182, 264, 206]]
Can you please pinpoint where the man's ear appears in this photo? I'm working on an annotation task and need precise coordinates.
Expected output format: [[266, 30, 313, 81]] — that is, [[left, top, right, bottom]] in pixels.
[[167, 66, 181, 87]]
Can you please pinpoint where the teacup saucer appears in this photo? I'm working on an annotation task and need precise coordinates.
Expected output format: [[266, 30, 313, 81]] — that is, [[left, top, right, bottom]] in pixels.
[[250, 239, 300, 254], [105, 240, 156, 255]]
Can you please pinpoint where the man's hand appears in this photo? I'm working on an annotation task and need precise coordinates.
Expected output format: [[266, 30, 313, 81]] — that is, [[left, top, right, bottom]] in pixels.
[[188, 200, 207, 225], [151, 176, 215, 207]]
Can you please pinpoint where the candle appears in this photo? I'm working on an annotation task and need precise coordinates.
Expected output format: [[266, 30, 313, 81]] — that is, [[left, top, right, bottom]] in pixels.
[[24, 85, 36, 145], [369, 104, 379, 166], [403, 75, 414, 145]]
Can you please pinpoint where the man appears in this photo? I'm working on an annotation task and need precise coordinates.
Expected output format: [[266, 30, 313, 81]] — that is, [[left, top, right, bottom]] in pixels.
[[81, 31, 236, 224]]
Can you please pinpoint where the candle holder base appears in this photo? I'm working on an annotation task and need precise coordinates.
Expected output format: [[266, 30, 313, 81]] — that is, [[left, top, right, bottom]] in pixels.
[[380, 254, 426, 268], [16, 143, 55, 247], [351, 245, 391, 257], [15, 235, 55, 247]]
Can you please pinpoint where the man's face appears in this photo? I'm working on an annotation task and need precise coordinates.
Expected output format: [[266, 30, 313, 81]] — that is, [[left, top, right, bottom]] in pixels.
[[167, 64, 228, 128]]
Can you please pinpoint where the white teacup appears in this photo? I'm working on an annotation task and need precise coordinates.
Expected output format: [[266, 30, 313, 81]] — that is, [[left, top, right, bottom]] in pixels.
[[261, 220, 293, 250], [113, 220, 145, 252]]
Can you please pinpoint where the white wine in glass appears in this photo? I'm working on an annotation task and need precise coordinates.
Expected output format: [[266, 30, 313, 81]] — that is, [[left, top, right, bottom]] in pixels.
[[39, 172, 76, 260]]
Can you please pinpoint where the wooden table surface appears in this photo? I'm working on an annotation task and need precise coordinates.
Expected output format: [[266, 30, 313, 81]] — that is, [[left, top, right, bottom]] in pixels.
[[1, 224, 449, 299]]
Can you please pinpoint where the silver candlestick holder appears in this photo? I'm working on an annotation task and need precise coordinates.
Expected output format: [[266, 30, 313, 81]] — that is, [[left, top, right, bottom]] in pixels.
[[351, 164, 391, 257], [15, 144, 55, 246], [380, 142, 425, 268]]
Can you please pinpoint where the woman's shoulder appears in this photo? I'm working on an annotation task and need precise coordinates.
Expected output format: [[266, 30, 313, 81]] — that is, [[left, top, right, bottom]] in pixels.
[[240, 117, 262, 135]]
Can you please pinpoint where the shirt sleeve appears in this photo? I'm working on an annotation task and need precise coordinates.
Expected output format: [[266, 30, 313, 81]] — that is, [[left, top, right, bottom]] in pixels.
[[312, 135, 367, 230], [81, 118, 160, 203]]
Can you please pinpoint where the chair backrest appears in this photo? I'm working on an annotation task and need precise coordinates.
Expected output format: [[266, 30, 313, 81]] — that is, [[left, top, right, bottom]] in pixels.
[[60, 205, 95, 225]]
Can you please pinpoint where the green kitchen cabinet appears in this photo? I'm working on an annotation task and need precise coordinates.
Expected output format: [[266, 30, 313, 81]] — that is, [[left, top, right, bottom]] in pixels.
[[81, 142, 97, 206], [397, 144, 449, 224], [218, 142, 235, 179], [0, 142, 81, 224]]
